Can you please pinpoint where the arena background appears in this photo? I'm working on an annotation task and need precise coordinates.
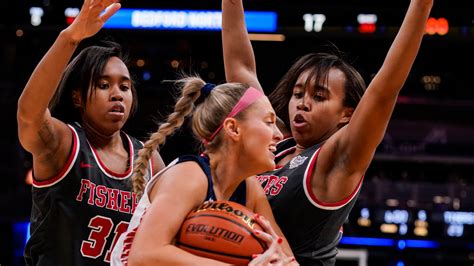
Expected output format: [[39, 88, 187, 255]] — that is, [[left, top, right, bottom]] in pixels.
[[0, 0, 473, 265]]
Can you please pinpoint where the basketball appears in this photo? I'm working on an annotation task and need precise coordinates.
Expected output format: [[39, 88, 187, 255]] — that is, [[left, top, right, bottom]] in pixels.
[[176, 200, 267, 265]]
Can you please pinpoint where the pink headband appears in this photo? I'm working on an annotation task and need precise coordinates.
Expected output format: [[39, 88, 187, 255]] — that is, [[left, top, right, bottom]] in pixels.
[[203, 87, 264, 145]]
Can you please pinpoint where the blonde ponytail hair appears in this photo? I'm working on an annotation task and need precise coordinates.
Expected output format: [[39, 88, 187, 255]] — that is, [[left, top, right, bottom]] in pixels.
[[132, 76, 205, 197], [132, 76, 250, 197]]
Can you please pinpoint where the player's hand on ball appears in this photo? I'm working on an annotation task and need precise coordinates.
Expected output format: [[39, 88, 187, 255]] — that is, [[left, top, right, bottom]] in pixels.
[[249, 215, 297, 265]]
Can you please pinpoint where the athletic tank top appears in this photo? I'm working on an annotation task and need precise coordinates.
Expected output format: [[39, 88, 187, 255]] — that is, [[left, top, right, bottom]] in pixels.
[[24, 123, 152, 266], [111, 154, 247, 266], [256, 138, 364, 266]]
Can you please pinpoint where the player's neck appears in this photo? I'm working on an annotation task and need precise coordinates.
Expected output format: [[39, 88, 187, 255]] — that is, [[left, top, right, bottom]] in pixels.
[[82, 122, 122, 149], [209, 153, 246, 201]]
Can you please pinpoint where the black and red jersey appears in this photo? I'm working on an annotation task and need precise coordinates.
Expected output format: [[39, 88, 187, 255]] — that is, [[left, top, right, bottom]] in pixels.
[[25, 122, 152, 266], [256, 138, 363, 266]]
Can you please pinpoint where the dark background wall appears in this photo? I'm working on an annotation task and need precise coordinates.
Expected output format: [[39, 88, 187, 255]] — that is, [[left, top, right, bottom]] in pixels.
[[1, 0, 473, 265]]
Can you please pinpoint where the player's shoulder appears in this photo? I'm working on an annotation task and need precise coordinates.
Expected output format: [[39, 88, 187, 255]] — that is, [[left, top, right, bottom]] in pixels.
[[161, 156, 208, 186]]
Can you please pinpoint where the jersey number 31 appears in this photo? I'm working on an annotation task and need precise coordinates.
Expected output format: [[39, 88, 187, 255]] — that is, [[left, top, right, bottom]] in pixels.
[[81, 215, 129, 263]]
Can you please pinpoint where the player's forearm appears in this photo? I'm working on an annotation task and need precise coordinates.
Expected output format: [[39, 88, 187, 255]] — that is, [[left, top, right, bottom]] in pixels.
[[18, 30, 79, 124], [222, 0, 259, 88], [339, 0, 433, 171], [371, 0, 433, 98]]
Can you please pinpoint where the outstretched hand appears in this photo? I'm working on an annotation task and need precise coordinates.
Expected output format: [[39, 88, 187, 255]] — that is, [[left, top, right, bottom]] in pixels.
[[64, 0, 121, 42], [249, 215, 297, 266]]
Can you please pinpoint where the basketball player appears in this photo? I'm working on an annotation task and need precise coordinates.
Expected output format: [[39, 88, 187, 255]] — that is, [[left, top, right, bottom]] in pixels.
[[221, 0, 433, 264], [111, 77, 295, 265], [17, 0, 164, 265]]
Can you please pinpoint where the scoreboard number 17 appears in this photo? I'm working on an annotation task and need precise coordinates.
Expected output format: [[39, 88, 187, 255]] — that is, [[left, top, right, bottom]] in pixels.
[[303, 13, 326, 32]]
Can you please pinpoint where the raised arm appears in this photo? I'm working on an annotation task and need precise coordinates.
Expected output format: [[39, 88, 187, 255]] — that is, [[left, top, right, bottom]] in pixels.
[[221, 0, 263, 92], [17, 0, 120, 179], [328, 0, 433, 176]]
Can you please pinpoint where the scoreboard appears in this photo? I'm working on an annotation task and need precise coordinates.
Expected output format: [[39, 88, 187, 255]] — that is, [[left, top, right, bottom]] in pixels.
[[344, 206, 474, 249], [7, 0, 474, 39]]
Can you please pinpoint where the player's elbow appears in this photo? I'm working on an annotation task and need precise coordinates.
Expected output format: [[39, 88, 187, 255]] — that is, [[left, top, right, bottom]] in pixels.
[[17, 98, 31, 125]]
